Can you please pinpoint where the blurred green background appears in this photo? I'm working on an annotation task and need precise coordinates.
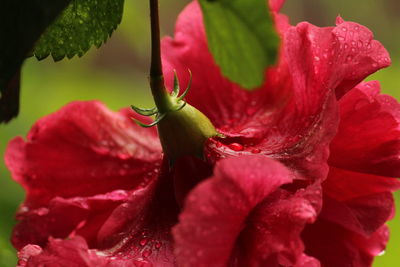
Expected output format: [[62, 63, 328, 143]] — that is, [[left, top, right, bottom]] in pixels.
[[0, 0, 399, 266]]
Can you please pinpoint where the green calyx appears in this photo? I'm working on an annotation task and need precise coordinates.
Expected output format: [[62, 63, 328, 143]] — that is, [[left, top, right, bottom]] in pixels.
[[131, 70, 219, 163]]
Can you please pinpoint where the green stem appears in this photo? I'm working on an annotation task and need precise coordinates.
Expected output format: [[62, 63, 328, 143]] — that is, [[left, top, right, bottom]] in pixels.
[[149, 0, 169, 112]]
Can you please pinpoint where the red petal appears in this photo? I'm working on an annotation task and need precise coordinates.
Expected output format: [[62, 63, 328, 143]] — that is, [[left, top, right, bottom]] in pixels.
[[294, 254, 321, 267], [303, 220, 389, 267], [332, 18, 391, 98], [173, 155, 309, 266], [21, 237, 149, 267], [163, 2, 340, 182], [5, 101, 163, 250], [17, 245, 42, 267], [319, 193, 394, 237], [324, 167, 400, 202], [330, 81, 400, 177], [269, 0, 285, 12], [15, 160, 178, 266], [230, 183, 322, 266], [303, 166, 398, 266], [5, 101, 162, 207]]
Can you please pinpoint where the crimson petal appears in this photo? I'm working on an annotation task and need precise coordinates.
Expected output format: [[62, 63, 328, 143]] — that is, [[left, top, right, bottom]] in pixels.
[[330, 81, 400, 177], [173, 156, 320, 266], [19, 237, 149, 267], [5, 101, 162, 249]]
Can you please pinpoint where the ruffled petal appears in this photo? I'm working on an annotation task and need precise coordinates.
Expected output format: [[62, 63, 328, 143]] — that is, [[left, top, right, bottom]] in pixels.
[[329, 81, 400, 177], [5, 101, 162, 207], [20, 237, 149, 267], [163, 2, 339, 182], [302, 166, 399, 267], [173, 156, 292, 266], [230, 183, 322, 266], [173, 155, 320, 266], [303, 220, 389, 267], [332, 18, 391, 98], [15, 159, 179, 266], [5, 101, 163, 250], [12, 190, 129, 250]]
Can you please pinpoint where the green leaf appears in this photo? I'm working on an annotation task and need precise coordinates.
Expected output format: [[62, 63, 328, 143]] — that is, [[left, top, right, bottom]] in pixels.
[[199, 0, 279, 89], [0, 0, 72, 123], [34, 0, 125, 61]]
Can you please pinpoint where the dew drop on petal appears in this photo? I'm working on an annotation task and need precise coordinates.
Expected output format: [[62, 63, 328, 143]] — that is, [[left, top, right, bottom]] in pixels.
[[139, 238, 148, 246], [378, 250, 386, 256], [228, 143, 244, 151], [142, 250, 152, 258], [251, 148, 261, 154], [117, 153, 130, 160], [154, 241, 162, 249], [215, 142, 222, 148]]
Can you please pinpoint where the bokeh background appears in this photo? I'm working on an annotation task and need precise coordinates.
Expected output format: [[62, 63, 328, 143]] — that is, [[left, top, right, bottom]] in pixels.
[[1, 0, 399, 266]]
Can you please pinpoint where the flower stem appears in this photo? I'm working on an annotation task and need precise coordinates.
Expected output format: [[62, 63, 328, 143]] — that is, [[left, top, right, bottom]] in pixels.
[[149, 0, 169, 112]]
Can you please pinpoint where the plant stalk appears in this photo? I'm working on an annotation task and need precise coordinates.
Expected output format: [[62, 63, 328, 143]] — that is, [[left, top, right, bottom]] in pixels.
[[149, 0, 169, 112]]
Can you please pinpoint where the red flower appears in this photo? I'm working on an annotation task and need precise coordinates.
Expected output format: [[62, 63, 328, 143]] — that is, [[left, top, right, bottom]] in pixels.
[[5, 0, 400, 266]]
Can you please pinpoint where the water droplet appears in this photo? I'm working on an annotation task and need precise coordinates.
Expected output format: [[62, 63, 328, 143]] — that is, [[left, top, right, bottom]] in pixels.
[[251, 148, 261, 154], [338, 36, 345, 41], [154, 241, 162, 249], [378, 250, 386, 256], [215, 142, 222, 148], [20, 206, 29, 213], [142, 250, 152, 258], [314, 56, 320, 61], [228, 143, 244, 151], [117, 153, 130, 160], [92, 146, 109, 155], [372, 63, 378, 68], [139, 238, 148, 246], [37, 208, 49, 216], [341, 27, 347, 32]]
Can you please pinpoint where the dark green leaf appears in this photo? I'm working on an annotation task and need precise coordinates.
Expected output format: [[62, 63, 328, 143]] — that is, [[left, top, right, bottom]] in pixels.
[[0, 0, 71, 123], [199, 0, 279, 89], [34, 0, 125, 61]]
